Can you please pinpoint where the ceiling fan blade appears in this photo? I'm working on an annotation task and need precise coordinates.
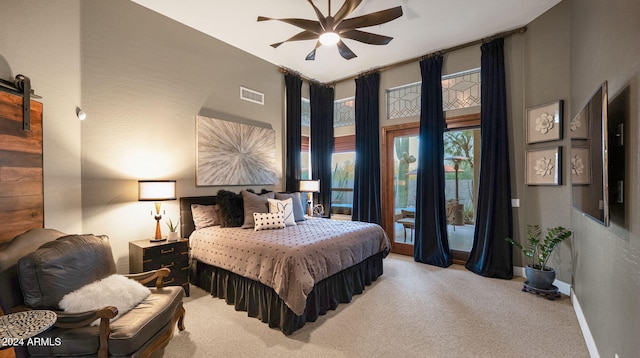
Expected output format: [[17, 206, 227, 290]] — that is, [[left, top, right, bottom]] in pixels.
[[271, 31, 319, 48], [336, 40, 357, 60], [340, 29, 393, 45], [333, 0, 363, 24], [336, 6, 403, 31], [305, 42, 322, 61], [305, 0, 326, 28], [257, 16, 323, 34]]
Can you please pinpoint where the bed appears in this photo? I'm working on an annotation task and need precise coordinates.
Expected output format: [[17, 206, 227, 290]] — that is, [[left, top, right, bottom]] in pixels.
[[179, 194, 390, 334]]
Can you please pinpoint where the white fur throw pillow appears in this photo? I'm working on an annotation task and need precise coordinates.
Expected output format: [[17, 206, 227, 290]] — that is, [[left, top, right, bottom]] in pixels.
[[267, 198, 297, 227], [253, 212, 285, 231], [59, 274, 151, 326]]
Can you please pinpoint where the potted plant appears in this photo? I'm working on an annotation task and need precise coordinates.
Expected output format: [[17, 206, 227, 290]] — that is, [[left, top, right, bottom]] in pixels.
[[505, 224, 572, 290], [166, 218, 179, 241]]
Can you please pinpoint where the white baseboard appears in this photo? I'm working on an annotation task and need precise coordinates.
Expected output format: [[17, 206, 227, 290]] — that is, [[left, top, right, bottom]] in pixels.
[[572, 289, 600, 358], [513, 268, 598, 356], [512, 266, 570, 296]]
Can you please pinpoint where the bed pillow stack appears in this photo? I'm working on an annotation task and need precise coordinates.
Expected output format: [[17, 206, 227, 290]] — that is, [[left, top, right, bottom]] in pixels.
[[214, 189, 305, 229]]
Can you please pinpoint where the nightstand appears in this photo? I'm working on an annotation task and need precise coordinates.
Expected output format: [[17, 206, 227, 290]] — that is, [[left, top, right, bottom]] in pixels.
[[129, 238, 190, 296]]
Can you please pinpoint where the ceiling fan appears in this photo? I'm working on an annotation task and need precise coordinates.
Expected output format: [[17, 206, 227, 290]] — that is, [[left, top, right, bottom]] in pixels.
[[258, 0, 403, 61]]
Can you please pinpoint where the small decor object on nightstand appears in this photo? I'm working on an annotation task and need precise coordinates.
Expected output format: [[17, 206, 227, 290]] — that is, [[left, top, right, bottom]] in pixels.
[[312, 204, 324, 217], [166, 218, 179, 241]]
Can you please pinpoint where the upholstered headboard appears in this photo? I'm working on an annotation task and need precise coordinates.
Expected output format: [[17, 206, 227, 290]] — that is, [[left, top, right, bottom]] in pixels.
[[179, 196, 217, 239]]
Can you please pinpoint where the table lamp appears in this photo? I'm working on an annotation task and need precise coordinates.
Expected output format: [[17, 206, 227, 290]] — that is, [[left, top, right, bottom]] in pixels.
[[299, 179, 320, 217], [138, 180, 176, 241]]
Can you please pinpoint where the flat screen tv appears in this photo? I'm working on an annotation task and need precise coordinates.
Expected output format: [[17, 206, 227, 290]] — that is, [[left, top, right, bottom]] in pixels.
[[571, 81, 609, 226]]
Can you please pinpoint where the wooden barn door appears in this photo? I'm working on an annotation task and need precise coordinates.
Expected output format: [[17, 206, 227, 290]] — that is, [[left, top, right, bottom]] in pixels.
[[0, 89, 43, 243]]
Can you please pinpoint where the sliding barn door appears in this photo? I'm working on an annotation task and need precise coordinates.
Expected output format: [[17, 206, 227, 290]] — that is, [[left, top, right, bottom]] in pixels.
[[0, 90, 43, 243]]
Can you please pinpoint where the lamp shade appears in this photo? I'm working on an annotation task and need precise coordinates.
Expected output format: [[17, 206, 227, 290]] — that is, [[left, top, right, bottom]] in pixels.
[[138, 180, 176, 201], [299, 180, 320, 193]]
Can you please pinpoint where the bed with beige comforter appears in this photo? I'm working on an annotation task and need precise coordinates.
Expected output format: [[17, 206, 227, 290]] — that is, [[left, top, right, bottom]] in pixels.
[[189, 217, 390, 316]]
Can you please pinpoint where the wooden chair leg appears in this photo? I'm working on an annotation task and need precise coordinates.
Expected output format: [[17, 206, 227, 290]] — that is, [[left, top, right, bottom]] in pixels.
[[177, 306, 186, 331]]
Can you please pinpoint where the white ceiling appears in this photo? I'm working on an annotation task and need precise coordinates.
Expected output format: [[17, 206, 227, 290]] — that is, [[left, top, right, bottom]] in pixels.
[[130, 0, 560, 83]]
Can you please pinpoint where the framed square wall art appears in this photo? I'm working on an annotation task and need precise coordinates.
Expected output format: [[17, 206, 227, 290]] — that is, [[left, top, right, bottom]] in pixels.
[[525, 147, 562, 186], [570, 146, 592, 185], [526, 100, 564, 144], [196, 115, 277, 186]]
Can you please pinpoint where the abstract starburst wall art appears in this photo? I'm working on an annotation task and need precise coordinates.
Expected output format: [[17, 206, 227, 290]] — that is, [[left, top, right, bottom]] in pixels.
[[196, 116, 277, 186]]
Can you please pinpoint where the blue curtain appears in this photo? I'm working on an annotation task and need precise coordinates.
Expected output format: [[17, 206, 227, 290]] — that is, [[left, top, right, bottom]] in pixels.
[[352, 72, 382, 224], [414, 55, 452, 267], [465, 38, 513, 279], [310, 83, 334, 216], [284, 74, 302, 193]]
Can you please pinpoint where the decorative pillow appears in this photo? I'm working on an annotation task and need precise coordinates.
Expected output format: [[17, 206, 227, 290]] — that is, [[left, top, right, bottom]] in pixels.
[[191, 204, 221, 230], [241, 190, 275, 228], [216, 190, 245, 227], [253, 212, 285, 231], [59, 274, 151, 326], [268, 198, 297, 227], [275, 192, 306, 222]]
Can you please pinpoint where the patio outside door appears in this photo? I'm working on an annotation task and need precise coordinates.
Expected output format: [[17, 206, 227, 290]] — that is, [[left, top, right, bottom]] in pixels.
[[382, 123, 480, 260], [382, 124, 419, 256]]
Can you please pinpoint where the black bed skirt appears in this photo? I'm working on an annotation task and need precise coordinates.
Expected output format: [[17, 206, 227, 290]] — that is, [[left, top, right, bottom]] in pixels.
[[191, 252, 384, 335]]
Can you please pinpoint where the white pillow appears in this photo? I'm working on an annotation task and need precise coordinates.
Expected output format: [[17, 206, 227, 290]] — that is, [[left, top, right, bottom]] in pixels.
[[59, 274, 151, 326], [267, 198, 297, 227], [253, 212, 286, 231]]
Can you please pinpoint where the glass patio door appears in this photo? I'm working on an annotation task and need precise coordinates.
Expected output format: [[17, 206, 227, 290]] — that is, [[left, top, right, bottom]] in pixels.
[[444, 127, 480, 262], [383, 123, 480, 259], [382, 124, 419, 256]]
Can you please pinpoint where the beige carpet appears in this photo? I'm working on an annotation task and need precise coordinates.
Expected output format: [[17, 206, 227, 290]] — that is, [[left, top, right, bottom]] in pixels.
[[164, 254, 589, 358]]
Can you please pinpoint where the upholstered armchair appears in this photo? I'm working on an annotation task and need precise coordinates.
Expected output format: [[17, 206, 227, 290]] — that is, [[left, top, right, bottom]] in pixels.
[[0, 228, 186, 358]]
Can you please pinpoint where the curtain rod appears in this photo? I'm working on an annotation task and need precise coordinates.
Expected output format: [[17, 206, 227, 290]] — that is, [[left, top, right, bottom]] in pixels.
[[280, 26, 527, 86]]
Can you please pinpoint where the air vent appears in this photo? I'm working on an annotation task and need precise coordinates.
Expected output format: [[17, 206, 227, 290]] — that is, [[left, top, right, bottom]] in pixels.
[[240, 86, 264, 105]]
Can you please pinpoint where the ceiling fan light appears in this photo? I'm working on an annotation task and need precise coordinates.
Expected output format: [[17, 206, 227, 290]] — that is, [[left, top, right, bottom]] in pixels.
[[319, 32, 340, 46]]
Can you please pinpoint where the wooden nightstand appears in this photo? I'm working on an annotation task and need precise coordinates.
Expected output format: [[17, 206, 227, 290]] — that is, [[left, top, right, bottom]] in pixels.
[[129, 239, 190, 297]]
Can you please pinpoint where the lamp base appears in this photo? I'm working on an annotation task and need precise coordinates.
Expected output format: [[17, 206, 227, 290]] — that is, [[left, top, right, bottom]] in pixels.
[[150, 238, 167, 242], [306, 192, 313, 217]]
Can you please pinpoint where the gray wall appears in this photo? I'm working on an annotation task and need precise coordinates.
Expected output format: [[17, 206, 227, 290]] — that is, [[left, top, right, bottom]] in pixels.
[[80, 0, 284, 271], [569, 0, 640, 356], [521, 1, 573, 281], [0, 1, 83, 234]]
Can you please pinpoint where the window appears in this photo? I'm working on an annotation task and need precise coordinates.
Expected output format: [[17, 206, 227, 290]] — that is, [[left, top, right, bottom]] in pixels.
[[386, 68, 481, 120], [299, 97, 357, 217], [301, 98, 311, 179], [331, 135, 355, 216]]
